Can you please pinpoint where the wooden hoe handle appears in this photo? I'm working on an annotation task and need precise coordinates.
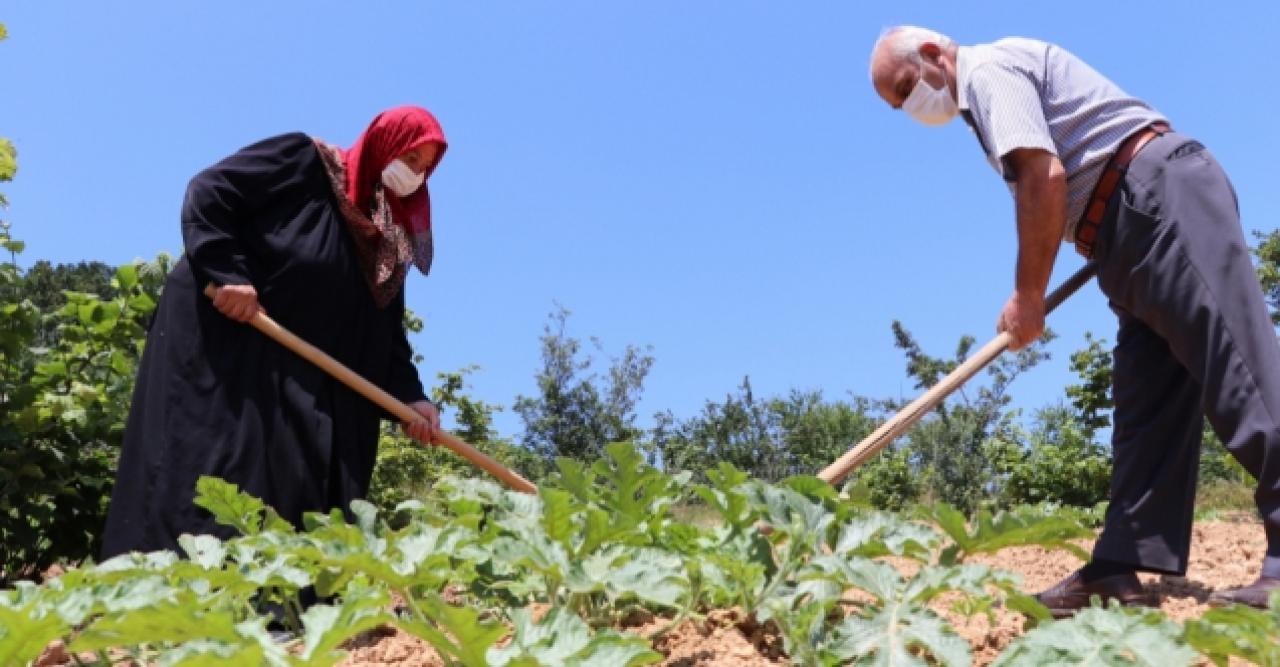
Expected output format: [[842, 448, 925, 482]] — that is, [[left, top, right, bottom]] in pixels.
[[203, 285, 538, 495], [817, 263, 1098, 486]]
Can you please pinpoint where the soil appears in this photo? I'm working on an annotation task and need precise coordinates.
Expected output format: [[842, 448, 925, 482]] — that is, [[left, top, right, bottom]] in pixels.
[[35, 517, 1269, 666]]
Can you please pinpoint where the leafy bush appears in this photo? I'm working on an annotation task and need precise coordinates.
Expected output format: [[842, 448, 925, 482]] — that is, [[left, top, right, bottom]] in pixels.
[[845, 443, 922, 511], [0, 225, 166, 581], [996, 404, 1111, 507]]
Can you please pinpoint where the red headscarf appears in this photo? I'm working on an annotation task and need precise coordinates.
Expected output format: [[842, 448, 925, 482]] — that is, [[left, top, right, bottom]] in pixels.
[[343, 105, 448, 235]]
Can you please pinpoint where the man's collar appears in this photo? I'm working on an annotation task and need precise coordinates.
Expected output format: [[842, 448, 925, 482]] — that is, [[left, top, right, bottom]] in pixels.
[[956, 45, 973, 111]]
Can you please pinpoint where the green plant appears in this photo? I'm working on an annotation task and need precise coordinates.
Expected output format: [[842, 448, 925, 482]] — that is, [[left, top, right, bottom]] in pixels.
[[514, 305, 653, 467], [1184, 594, 1280, 666], [997, 404, 1112, 508], [10, 442, 1222, 666], [995, 600, 1196, 665], [0, 223, 165, 581]]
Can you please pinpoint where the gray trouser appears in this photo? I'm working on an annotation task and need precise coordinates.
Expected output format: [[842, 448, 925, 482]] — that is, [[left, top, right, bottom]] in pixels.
[[1090, 131, 1280, 578]]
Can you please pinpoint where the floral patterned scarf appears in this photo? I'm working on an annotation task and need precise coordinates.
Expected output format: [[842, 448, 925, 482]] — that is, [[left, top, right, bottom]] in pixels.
[[313, 138, 432, 308]]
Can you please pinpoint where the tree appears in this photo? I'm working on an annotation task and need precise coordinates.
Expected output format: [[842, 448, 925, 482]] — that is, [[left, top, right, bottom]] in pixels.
[[651, 376, 780, 478], [887, 320, 1055, 512], [774, 389, 877, 475], [0, 23, 13, 214], [996, 403, 1111, 507], [513, 305, 653, 467], [1065, 332, 1112, 440], [20, 260, 117, 345], [1252, 229, 1280, 325], [1062, 328, 1257, 495], [652, 379, 877, 482]]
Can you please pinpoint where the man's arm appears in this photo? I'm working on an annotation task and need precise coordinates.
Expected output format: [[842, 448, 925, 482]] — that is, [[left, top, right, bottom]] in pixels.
[[997, 147, 1067, 350]]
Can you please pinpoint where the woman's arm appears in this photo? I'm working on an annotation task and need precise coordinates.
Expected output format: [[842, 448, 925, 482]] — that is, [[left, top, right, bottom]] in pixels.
[[385, 290, 440, 443]]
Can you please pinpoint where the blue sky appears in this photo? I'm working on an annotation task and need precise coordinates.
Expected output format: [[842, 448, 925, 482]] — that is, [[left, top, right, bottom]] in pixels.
[[3, 2, 1278, 441]]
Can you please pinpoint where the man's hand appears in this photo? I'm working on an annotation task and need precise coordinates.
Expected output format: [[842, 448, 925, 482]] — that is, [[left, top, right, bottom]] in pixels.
[[211, 284, 265, 322], [997, 290, 1046, 350], [402, 400, 441, 445]]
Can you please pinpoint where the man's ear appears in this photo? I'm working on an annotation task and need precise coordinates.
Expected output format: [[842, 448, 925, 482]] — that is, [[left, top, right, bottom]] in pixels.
[[918, 42, 942, 64]]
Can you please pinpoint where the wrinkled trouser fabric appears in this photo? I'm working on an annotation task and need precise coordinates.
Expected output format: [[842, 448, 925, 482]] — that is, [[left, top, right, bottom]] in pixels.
[[1089, 131, 1280, 578]]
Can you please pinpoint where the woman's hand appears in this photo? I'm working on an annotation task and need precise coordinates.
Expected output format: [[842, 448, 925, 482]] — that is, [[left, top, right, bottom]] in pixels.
[[211, 284, 265, 322], [402, 400, 441, 445]]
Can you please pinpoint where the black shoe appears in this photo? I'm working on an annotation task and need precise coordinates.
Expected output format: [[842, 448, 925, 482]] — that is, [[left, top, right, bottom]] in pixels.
[[1207, 576, 1280, 609], [1034, 569, 1152, 618]]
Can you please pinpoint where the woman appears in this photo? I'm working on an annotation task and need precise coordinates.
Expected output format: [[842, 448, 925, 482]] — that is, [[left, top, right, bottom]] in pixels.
[[101, 106, 447, 557]]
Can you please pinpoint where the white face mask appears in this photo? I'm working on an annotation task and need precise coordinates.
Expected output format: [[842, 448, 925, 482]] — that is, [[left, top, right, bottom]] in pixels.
[[901, 61, 958, 127], [381, 159, 425, 197]]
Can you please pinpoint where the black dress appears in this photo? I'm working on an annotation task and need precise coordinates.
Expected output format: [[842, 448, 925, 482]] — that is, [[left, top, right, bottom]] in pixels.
[[101, 133, 426, 558]]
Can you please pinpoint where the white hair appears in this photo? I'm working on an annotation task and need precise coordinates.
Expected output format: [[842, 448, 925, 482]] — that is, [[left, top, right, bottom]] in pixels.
[[869, 25, 955, 78]]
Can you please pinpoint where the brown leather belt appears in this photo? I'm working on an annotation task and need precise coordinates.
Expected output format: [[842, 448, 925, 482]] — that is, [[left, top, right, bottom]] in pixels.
[[1074, 121, 1171, 258]]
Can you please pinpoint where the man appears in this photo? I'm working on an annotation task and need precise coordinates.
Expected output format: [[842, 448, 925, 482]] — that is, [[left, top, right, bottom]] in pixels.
[[868, 26, 1280, 615]]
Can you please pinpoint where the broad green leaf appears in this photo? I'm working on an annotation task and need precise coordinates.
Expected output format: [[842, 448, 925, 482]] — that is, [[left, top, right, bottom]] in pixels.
[[589, 442, 681, 523], [569, 634, 663, 667], [780, 475, 840, 502], [232, 618, 301, 667], [96, 549, 180, 573], [599, 547, 689, 608], [540, 487, 578, 551], [831, 598, 971, 666], [154, 640, 257, 666], [0, 604, 67, 666], [492, 529, 570, 583], [350, 499, 379, 536], [487, 606, 591, 666], [487, 606, 660, 667], [760, 597, 843, 665], [115, 263, 138, 291], [396, 595, 505, 667], [832, 511, 938, 561], [127, 291, 157, 313], [746, 482, 833, 539], [554, 457, 597, 504], [193, 476, 271, 535], [180, 534, 227, 569], [922, 503, 1092, 565], [391, 523, 477, 586], [1183, 597, 1280, 667], [995, 601, 1196, 666], [299, 582, 393, 661], [242, 553, 312, 590], [71, 599, 241, 652]]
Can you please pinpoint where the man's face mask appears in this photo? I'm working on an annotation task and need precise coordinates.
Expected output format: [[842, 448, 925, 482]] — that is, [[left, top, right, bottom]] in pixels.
[[902, 59, 958, 127]]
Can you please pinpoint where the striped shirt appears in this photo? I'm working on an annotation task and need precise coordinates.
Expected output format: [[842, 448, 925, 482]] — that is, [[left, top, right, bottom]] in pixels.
[[956, 38, 1168, 241]]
